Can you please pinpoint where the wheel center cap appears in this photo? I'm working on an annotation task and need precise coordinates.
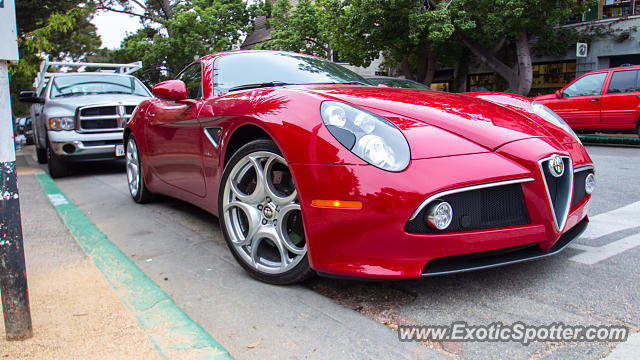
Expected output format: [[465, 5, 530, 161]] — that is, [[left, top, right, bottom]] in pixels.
[[263, 205, 275, 219]]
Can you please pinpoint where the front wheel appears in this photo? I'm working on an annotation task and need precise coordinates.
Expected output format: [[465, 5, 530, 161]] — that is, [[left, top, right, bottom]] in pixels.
[[36, 146, 47, 164], [47, 144, 70, 178], [218, 139, 313, 285], [126, 135, 153, 203]]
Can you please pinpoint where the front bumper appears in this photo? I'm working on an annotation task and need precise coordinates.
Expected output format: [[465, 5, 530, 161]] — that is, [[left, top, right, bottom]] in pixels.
[[291, 142, 592, 279], [48, 130, 124, 161]]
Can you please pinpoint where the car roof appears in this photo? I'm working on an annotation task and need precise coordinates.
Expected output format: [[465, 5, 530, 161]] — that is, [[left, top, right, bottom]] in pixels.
[[585, 64, 640, 75]]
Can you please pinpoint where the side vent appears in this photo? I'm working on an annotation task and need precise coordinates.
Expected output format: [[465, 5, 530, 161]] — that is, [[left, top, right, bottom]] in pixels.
[[204, 127, 222, 148]]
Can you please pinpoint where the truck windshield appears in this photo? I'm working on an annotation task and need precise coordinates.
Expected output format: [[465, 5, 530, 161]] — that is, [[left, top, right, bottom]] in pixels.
[[50, 74, 150, 98]]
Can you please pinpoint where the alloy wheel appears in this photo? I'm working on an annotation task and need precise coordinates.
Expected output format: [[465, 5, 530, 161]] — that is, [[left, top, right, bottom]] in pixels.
[[222, 151, 306, 275]]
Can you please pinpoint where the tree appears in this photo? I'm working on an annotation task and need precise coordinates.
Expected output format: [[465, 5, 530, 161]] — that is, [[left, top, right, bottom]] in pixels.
[[262, 0, 330, 58], [93, 0, 257, 82], [10, 3, 101, 115], [317, 0, 453, 84], [428, 0, 587, 95]]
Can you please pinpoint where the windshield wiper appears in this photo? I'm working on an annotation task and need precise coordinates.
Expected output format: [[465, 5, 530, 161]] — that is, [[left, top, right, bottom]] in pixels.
[[228, 81, 291, 92]]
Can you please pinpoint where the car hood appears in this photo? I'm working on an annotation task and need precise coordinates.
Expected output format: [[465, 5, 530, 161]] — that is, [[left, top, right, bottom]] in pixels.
[[307, 86, 551, 150], [532, 93, 555, 101], [48, 94, 150, 108]]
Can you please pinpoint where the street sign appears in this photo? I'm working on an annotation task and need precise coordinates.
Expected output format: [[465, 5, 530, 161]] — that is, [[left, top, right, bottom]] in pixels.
[[576, 43, 588, 58]]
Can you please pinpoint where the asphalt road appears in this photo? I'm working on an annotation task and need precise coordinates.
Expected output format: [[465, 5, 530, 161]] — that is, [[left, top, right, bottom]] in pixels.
[[19, 144, 640, 359]]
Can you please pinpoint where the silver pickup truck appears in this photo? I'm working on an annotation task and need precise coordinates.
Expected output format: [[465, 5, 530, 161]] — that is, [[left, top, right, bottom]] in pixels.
[[19, 60, 152, 178]]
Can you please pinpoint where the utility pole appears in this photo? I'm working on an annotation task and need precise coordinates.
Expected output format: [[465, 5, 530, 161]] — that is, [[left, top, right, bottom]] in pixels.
[[0, 0, 33, 341]]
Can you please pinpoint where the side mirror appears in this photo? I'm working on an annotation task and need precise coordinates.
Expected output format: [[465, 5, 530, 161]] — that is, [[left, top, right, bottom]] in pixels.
[[19, 91, 44, 103], [555, 89, 563, 99], [153, 80, 187, 101]]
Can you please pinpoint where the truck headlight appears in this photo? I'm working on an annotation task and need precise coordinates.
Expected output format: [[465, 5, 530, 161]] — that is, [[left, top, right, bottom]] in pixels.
[[48, 117, 75, 131], [320, 101, 410, 172]]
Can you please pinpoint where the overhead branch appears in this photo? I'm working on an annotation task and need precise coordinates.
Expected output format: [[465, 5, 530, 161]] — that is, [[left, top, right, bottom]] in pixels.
[[95, 5, 156, 22]]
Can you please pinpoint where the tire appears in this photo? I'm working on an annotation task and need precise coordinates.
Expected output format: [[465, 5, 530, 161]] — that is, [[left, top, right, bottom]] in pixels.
[[218, 139, 313, 285], [47, 143, 70, 178], [36, 146, 47, 164], [125, 135, 153, 203]]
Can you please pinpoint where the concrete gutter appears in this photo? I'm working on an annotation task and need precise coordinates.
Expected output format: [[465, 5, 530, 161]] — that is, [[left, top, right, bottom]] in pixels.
[[36, 173, 232, 360]]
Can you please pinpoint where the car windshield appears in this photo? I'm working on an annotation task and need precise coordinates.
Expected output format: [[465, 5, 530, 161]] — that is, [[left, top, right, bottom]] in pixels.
[[215, 52, 372, 93], [50, 74, 150, 98]]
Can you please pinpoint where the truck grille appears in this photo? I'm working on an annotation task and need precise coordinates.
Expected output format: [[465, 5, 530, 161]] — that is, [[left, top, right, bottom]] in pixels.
[[77, 105, 136, 133]]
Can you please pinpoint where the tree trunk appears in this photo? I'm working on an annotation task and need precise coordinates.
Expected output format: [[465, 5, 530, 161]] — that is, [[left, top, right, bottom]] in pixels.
[[158, 0, 173, 37], [453, 49, 470, 92], [460, 34, 525, 94], [158, 0, 173, 20], [424, 51, 436, 86], [515, 31, 533, 96], [401, 54, 413, 80]]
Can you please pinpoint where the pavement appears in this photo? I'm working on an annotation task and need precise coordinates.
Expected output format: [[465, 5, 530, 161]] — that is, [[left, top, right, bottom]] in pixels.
[[2, 144, 638, 359], [2, 146, 443, 359]]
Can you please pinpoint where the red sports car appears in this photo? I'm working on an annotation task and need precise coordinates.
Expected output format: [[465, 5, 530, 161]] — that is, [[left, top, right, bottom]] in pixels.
[[125, 50, 595, 284]]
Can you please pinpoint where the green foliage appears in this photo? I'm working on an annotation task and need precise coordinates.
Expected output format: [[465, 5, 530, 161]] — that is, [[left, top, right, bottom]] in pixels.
[[10, 4, 101, 116], [106, 0, 256, 84], [318, 0, 456, 81], [261, 0, 329, 58]]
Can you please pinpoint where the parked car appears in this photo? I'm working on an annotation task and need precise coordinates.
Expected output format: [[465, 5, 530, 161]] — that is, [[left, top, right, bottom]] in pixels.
[[14, 117, 34, 145], [20, 59, 152, 178], [366, 76, 433, 90], [533, 65, 640, 135], [125, 50, 594, 284]]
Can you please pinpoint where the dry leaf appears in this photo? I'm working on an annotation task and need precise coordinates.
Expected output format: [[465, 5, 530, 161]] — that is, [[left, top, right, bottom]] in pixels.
[[247, 341, 261, 349]]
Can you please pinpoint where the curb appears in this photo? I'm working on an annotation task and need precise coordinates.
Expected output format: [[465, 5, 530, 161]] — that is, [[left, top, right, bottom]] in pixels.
[[36, 173, 232, 360], [579, 135, 640, 147]]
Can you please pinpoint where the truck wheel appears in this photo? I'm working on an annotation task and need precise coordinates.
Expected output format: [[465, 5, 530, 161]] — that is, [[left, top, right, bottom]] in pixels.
[[36, 147, 47, 164], [47, 144, 70, 178]]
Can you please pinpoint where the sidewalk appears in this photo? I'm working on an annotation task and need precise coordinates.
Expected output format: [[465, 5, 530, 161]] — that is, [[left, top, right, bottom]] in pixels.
[[0, 151, 160, 359]]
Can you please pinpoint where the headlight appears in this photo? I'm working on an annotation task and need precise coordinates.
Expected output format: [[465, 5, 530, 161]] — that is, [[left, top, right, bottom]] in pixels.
[[320, 101, 410, 172], [531, 101, 581, 143], [48, 117, 75, 131]]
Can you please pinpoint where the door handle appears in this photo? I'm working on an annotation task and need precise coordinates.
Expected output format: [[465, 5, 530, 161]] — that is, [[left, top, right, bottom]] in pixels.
[[589, 98, 600, 102]]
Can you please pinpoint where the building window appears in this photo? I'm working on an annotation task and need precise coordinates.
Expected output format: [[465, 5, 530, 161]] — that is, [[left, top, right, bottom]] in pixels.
[[530, 61, 577, 97], [602, 0, 638, 18], [430, 82, 450, 92], [467, 73, 495, 92]]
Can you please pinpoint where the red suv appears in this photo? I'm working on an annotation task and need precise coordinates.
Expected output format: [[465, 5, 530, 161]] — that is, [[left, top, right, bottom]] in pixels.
[[534, 65, 640, 136]]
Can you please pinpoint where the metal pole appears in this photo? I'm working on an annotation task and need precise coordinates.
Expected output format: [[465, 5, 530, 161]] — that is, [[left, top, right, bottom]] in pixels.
[[0, 60, 33, 340]]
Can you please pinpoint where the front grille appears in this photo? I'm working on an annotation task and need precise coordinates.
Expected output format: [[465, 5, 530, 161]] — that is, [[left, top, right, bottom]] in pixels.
[[572, 167, 593, 208], [77, 105, 135, 133], [405, 183, 530, 234], [421, 217, 589, 276], [539, 155, 573, 231]]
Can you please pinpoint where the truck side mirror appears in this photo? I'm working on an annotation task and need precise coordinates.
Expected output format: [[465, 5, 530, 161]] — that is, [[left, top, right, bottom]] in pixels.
[[19, 91, 44, 103]]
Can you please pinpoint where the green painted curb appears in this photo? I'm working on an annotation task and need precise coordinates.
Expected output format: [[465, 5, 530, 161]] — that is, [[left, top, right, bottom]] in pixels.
[[36, 174, 232, 360], [579, 135, 640, 146]]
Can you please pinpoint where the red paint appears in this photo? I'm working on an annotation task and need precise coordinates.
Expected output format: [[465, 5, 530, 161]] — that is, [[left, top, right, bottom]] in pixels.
[[534, 65, 640, 132], [126, 50, 594, 279], [152, 80, 187, 101]]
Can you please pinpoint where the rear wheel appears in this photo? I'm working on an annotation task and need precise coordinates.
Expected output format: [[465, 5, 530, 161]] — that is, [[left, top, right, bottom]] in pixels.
[[126, 135, 153, 203], [47, 143, 70, 178], [219, 139, 313, 285]]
